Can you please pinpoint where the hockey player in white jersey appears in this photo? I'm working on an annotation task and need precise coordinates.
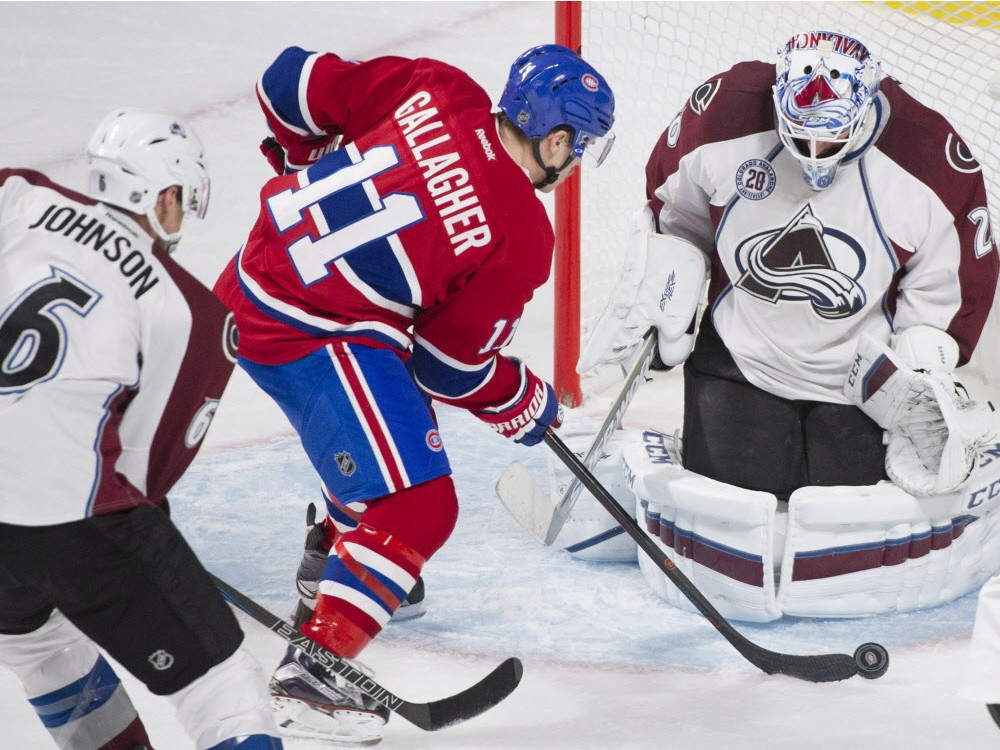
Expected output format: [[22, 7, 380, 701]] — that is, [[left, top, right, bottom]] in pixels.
[[578, 30, 1000, 621], [0, 110, 283, 749]]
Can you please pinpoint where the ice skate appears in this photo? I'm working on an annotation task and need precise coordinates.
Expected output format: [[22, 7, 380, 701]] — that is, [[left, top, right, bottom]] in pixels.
[[270, 647, 389, 746], [388, 576, 426, 622]]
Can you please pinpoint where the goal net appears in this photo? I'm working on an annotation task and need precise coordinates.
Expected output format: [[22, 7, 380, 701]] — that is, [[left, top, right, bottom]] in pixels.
[[561, 1, 1000, 402]]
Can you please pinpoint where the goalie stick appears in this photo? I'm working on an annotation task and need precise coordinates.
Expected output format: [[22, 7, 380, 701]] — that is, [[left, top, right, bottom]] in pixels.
[[497, 328, 657, 545], [540, 430, 890, 683], [211, 574, 524, 731]]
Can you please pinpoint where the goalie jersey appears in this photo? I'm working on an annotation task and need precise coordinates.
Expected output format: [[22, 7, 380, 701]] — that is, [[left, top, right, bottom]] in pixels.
[[646, 61, 999, 403], [214, 47, 554, 413], [0, 169, 236, 525]]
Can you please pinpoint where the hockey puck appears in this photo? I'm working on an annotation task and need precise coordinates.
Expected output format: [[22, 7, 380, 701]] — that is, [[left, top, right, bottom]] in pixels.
[[854, 642, 889, 679]]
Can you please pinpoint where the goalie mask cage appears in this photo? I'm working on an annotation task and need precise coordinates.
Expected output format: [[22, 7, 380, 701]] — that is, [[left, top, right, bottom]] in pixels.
[[553, 1, 1000, 406]]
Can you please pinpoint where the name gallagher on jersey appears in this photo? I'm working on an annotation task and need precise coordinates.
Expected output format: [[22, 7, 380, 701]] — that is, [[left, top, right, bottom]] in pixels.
[[28, 203, 160, 299], [393, 91, 492, 256]]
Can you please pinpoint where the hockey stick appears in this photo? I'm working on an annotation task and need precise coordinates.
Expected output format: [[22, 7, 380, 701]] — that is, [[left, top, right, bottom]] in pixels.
[[541, 430, 890, 683], [211, 574, 524, 730], [496, 328, 657, 545]]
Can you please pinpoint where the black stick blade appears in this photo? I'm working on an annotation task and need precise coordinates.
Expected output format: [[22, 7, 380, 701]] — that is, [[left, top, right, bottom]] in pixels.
[[401, 657, 524, 731]]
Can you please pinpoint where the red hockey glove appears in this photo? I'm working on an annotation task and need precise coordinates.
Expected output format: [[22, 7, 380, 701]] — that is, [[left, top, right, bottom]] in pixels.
[[259, 136, 286, 175], [475, 363, 564, 447]]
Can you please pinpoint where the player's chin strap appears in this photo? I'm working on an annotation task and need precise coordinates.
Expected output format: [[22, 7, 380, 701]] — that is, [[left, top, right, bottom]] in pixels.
[[531, 138, 574, 189], [146, 207, 183, 254]]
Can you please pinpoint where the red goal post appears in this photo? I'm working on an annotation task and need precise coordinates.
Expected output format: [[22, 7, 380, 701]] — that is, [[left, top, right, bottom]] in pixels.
[[553, 1, 1000, 407]]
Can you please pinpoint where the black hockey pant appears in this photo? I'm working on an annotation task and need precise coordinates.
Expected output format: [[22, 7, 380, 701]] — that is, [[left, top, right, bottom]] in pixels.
[[681, 319, 888, 502]]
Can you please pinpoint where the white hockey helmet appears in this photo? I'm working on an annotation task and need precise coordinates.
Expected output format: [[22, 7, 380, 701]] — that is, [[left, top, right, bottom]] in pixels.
[[86, 108, 210, 251], [773, 31, 881, 191]]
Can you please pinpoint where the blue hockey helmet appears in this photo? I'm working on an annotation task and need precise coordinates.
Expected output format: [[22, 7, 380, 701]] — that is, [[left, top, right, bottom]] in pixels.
[[499, 44, 616, 168]]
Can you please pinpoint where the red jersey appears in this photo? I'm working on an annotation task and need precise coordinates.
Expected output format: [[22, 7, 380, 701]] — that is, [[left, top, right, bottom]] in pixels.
[[215, 47, 554, 412]]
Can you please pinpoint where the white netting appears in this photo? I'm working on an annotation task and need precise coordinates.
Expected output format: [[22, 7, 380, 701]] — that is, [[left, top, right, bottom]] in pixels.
[[576, 1, 1000, 396]]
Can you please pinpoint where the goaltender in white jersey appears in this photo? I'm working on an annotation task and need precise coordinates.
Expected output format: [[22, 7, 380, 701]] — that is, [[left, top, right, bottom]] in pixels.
[[574, 30, 1000, 623]]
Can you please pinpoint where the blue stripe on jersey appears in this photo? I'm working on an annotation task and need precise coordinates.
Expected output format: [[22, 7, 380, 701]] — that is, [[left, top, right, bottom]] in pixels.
[[305, 155, 424, 308], [322, 554, 408, 615], [411, 341, 496, 400], [235, 268, 407, 352], [261, 47, 316, 134], [28, 655, 119, 728], [341, 241, 416, 307], [207, 735, 283, 749]]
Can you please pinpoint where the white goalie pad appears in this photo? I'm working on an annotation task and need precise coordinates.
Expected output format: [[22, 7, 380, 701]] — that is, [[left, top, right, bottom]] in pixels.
[[779, 441, 1000, 618], [577, 202, 709, 373], [622, 429, 783, 622], [549, 432, 637, 562]]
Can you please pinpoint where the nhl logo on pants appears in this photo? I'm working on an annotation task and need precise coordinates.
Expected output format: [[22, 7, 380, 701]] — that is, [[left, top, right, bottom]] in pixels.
[[335, 451, 356, 477]]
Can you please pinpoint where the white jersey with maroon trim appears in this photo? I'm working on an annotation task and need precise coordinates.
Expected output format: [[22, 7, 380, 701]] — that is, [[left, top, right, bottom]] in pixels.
[[0, 169, 236, 525], [646, 61, 998, 403]]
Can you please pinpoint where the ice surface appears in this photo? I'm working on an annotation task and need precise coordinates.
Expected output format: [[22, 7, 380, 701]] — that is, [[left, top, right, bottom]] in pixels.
[[2, 2, 996, 748]]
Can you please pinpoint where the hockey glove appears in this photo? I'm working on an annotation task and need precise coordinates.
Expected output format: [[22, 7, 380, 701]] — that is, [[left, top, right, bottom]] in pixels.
[[577, 203, 709, 373], [475, 362, 563, 447], [259, 136, 286, 175], [845, 333, 994, 495]]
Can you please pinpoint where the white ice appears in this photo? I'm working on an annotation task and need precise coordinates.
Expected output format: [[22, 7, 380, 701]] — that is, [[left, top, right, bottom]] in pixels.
[[2, 2, 995, 748]]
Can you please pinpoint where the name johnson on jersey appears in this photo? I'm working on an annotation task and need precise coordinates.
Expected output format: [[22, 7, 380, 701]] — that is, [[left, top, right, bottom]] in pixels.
[[28, 202, 159, 299]]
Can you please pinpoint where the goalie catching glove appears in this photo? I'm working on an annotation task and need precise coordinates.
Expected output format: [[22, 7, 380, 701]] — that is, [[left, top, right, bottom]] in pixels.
[[475, 360, 563, 446], [577, 202, 709, 373], [844, 328, 995, 496]]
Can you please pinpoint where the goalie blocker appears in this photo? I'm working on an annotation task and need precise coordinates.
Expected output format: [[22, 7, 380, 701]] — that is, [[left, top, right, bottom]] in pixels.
[[577, 202, 709, 374], [598, 428, 1000, 621]]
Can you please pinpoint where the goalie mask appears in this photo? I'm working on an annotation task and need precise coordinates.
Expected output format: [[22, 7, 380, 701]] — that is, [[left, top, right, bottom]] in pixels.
[[498, 44, 616, 185], [773, 31, 881, 191], [86, 108, 210, 252]]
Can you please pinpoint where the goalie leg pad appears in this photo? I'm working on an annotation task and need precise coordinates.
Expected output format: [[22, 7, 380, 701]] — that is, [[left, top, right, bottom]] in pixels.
[[623, 429, 782, 622], [779, 443, 1000, 617]]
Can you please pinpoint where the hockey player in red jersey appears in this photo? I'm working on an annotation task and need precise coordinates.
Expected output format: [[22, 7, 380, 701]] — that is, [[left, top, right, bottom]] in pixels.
[[0, 110, 283, 749], [213, 44, 615, 743]]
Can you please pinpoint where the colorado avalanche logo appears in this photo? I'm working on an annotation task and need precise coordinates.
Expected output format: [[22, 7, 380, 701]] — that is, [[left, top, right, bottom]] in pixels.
[[689, 79, 721, 115], [945, 133, 981, 174], [734, 204, 866, 319], [735, 159, 777, 200]]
